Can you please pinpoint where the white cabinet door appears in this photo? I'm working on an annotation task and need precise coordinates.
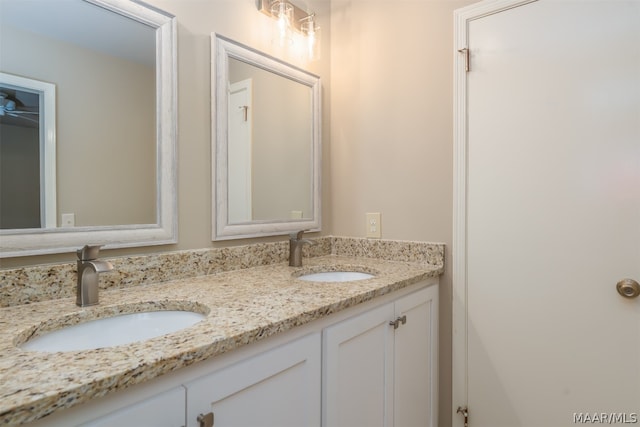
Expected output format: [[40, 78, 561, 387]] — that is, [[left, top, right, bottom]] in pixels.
[[323, 303, 395, 427], [80, 386, 186, 427], [323, 286, 438, 427], [394, 285, 438, 427], [185, 333, 321, 427]]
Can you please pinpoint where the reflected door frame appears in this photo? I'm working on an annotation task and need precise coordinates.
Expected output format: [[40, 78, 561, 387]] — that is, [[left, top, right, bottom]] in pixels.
[[0, 72, 56, 228]]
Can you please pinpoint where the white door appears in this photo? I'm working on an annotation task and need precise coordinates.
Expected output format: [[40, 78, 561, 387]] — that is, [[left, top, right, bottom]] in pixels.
[[453, 1, 640, 426], [228, 79, 252, 223]]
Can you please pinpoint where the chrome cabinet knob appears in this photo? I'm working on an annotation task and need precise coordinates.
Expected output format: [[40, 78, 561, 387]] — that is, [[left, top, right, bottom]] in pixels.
[[616, 279, 640, 299]]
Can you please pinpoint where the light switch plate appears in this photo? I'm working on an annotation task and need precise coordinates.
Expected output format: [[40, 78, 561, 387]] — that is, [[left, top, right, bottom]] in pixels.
[[366, 212, 381, 239]]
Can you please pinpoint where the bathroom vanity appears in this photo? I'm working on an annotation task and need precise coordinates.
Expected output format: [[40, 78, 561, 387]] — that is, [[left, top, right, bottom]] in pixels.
[[0, 253, 440, 426]]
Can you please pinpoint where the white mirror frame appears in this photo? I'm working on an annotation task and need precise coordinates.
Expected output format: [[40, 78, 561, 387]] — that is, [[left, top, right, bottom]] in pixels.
[[0, 0, 177, 258], [212, 34, 321, 240]]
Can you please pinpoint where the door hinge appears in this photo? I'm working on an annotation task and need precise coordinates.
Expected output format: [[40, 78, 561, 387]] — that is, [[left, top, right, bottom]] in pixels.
[[458, 48, 470, 72], [457, 406, 469, 427]]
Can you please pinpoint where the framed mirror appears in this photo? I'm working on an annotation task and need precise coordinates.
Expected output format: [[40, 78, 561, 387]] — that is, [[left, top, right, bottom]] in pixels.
[[0, 0, 177, 257], [212, 34, 321, 240]]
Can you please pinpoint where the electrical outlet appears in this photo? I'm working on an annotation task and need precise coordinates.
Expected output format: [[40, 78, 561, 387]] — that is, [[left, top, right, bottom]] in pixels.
[[61, 213, 75, 227], [366, 212, 381, 239]]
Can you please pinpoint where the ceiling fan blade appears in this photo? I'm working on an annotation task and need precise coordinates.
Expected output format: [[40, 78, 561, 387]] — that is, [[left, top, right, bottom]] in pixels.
[[9, 110, 39, 115], [4, 112, 39, 124]]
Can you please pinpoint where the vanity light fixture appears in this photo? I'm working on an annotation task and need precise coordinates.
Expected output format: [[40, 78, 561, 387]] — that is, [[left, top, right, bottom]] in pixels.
[[258, 0, 320, 60]]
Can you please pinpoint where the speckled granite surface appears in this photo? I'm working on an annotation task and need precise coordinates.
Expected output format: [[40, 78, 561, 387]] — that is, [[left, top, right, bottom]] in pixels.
[[0, 238, 444, 425], [0, 238, 332, 308], [0, 237, 443, 308]]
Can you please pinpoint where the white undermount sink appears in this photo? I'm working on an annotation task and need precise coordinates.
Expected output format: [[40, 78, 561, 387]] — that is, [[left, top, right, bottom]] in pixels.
[[297, 271, 375, 282], [20, 310, 206, 352]]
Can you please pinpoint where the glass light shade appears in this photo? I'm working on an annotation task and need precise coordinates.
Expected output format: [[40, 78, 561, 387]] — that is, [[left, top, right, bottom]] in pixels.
[[270, 0, 293, 46], [301, 18, 320, 61]]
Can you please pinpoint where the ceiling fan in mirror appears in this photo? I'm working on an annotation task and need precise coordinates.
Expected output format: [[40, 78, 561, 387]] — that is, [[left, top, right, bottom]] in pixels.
[[0, 91, 39, 126]]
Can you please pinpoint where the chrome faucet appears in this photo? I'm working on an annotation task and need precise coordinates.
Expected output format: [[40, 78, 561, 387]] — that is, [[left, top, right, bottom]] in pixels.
[[289, 230, 315, 267], [76, 245, 113, 307]]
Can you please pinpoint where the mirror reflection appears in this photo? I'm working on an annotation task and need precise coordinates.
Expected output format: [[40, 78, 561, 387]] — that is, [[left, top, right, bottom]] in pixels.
[[0, 0, 177, 257], [213, 34, 321, 240], [227, 57, 313, 224], [0, 0, 156, 230], [0, 73, 56, 229]]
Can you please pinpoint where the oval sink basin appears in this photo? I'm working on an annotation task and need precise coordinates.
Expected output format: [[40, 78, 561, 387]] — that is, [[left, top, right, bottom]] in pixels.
[[297, 271, 375, 282], [20, 310, 206, 352]]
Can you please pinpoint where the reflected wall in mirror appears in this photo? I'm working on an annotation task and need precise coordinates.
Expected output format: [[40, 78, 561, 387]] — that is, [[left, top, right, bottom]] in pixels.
[[227, 57, 312, 223], [212, 34, 321, 240], [0, 0, 177, 257]]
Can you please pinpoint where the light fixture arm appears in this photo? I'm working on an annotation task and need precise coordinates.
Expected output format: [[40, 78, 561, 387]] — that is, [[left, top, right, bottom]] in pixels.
[[299, 12, 315, 24]]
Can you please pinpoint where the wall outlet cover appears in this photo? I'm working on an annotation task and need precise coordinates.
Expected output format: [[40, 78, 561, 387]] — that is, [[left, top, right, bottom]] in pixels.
[[61, 213, 75, 227], [366, 212, 381, 239]]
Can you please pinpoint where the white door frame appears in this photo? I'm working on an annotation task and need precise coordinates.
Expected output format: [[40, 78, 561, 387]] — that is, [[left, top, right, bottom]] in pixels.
[[228, 78, 253, 223], [451, 1, 538, 425], [0, 72, 57, 228]]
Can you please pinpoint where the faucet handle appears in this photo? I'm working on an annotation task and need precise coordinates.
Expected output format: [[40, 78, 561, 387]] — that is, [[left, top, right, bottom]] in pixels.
[[77, 244, 103, 261]]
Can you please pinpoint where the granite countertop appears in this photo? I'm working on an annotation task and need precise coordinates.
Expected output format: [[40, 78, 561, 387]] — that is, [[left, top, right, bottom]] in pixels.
[[0, 255, 442, 425]]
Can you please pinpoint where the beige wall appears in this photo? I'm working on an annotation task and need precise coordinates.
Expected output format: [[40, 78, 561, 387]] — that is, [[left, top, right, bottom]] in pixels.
[[330, 1, 477, 425]]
